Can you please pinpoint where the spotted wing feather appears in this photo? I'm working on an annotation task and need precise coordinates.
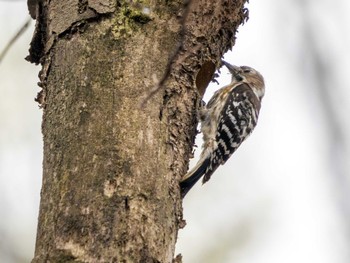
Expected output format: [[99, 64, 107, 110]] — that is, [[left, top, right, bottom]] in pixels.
[[180, 83, 260, 197]]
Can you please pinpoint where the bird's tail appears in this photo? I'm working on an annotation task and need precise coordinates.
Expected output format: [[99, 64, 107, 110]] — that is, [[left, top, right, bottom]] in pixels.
[[180, 157, 210, 198]]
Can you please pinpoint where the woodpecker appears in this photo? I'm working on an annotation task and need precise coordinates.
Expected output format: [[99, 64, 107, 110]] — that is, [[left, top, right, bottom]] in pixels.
[[180, 61, 265, 197]]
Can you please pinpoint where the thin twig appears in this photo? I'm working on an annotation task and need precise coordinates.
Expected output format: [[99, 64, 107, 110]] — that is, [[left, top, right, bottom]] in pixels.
[[0, 17, 31, 64]]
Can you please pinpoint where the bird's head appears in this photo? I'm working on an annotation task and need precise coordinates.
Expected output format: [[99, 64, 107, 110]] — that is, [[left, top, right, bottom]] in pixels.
[[222, 61, 265, 100]]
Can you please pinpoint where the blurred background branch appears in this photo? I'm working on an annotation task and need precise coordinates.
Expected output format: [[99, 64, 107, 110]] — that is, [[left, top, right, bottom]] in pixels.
[[299, 0, 350, 238], [0, 17, 31, 64]]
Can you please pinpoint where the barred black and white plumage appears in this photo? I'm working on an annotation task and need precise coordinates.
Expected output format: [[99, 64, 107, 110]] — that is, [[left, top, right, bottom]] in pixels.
[[180, 61, 265, 197]]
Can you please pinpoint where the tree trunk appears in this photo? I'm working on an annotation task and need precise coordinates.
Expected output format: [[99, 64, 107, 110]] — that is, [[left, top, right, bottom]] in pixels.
[[27, 0, 248, 262]]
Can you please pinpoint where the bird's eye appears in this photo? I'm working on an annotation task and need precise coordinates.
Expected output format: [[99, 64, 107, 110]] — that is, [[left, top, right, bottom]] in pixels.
[[240, 66, 252, 73]]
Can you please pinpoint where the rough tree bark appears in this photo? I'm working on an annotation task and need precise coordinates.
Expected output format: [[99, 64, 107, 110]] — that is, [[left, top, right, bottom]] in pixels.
[[27, 0, 248, 262]]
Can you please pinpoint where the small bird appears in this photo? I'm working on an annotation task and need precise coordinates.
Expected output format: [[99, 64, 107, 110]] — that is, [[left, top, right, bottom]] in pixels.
[[180, 61, 265, 197]]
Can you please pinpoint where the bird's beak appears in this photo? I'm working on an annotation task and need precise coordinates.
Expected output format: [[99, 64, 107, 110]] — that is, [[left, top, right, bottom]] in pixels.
[[222, 61, 240, 74]]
